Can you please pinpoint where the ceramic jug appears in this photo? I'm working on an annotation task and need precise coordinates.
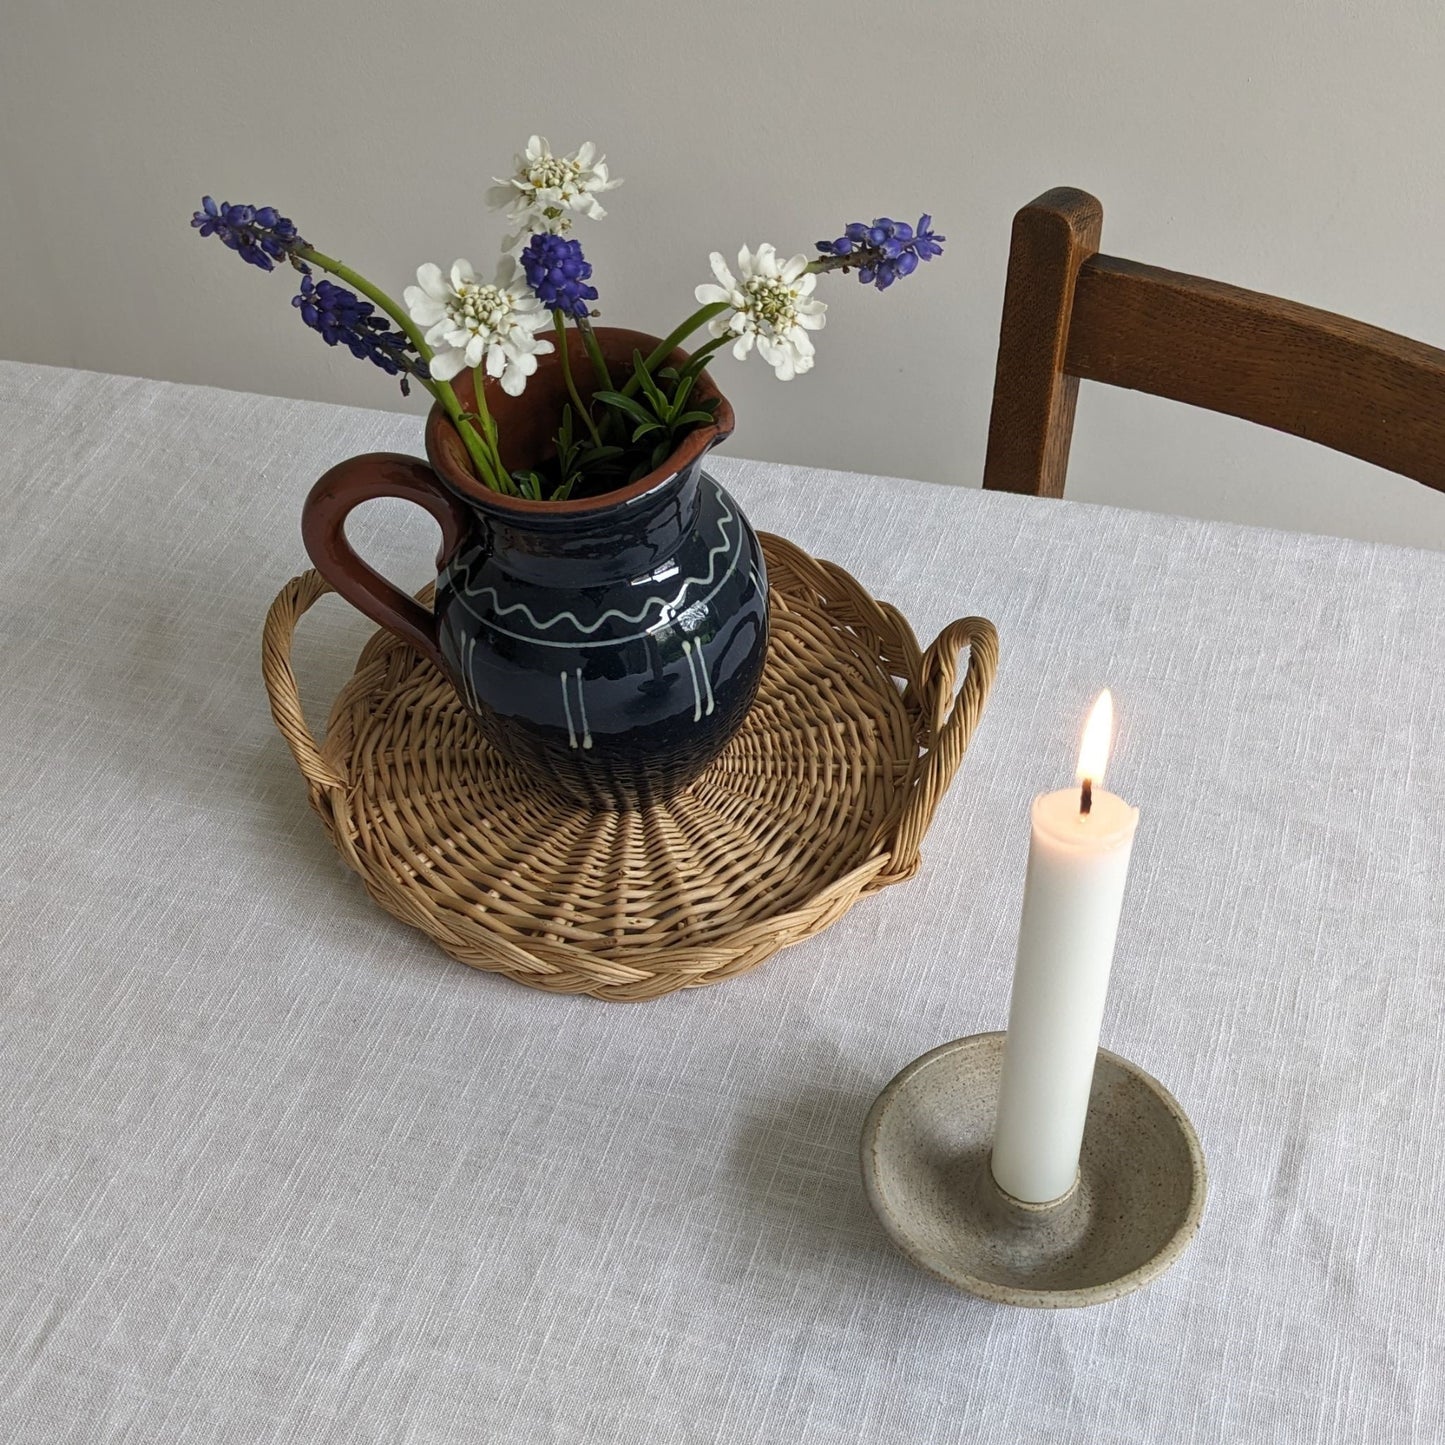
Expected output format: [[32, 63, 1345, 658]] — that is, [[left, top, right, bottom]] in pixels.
[[301, 328, 769, 809]]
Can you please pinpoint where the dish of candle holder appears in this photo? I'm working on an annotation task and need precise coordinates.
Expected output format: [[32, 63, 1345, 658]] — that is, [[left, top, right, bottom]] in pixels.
[[860, 1032, 1207, 1307], [262, 533, 998, 1001]]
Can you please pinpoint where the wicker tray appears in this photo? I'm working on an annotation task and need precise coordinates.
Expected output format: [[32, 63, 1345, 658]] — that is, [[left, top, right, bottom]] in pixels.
[[262, 533, 997, 1001]]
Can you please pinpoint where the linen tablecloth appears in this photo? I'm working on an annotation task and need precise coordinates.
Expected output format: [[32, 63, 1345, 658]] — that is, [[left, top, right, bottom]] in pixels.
[[2, 360, 1443, 1443]]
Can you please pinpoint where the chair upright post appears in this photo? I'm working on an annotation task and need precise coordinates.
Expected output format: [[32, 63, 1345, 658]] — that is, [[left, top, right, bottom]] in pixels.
[[982, 188, 1103, 498]]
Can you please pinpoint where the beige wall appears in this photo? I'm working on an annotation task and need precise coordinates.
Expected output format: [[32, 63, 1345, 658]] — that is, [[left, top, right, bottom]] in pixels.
[[4, 0, 1444, 550]]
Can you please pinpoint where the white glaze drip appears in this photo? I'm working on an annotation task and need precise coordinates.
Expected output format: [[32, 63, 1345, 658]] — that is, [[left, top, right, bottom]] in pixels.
[[560, 670, 578, 749], [682, 640, 703, 722], [575, 668, 593, 749]]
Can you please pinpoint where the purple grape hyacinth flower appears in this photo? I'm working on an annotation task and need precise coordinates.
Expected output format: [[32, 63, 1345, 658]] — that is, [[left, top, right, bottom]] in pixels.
[[519, 233, 599, 319], [191, 196, 308, 272], [292, 276, 427, 392], [816, 215, 945, 290]]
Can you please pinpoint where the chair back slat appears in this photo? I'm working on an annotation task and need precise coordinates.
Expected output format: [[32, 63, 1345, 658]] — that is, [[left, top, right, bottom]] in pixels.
[[982, 187, 1445, 497], [1068, 256, 1445, 492]]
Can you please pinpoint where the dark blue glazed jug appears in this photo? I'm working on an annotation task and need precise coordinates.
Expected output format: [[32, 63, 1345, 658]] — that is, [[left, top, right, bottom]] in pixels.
[[302, 329, 769, 809]]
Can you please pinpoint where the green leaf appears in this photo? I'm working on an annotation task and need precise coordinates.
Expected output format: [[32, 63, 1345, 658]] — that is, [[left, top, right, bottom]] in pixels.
[[672, 409, 716, 428], [592, 390, 655, 427], [631, 421, 663, 443], [666, 373, 697, 422], [552, 405, 581, 479], [679, 337, 729, 383], [576, 444, 625, 465], [632, 349, 669, 416]]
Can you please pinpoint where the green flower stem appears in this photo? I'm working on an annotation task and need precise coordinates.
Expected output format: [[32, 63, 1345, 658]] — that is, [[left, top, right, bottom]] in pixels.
[[294, 245, 506, 490], [620, 302, 730, 398], [469, 365, 499, 450], [553, 311, 603, 447], [461, 417, 508, 491], [469, 364, 515, 494], [576, 315, 614, 393], [452, 395, 506, 494]]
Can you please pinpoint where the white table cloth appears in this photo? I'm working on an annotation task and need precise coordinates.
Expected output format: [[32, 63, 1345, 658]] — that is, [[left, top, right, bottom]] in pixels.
[[2, 360, 1443, 1444]]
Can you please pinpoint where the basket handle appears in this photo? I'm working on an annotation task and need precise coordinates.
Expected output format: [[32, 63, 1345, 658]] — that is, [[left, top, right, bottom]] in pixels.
[[261, 569, 350, 796], [891, 616, 1000, 874]]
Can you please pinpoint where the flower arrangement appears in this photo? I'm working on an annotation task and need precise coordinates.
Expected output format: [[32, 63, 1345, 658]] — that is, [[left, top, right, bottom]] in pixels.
[[193, 137, 944, 501]]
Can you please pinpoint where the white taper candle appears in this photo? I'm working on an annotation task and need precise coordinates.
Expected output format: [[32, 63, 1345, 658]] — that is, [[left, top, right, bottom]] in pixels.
[[990, 691, 1140, 1204]]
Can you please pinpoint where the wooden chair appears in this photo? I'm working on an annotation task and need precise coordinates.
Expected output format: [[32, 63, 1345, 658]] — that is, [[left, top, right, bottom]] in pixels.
[[981, 187, 1445, 499]]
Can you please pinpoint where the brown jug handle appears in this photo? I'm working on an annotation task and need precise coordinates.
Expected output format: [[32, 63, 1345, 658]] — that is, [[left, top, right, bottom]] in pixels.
[[301, 452, 470, 670]]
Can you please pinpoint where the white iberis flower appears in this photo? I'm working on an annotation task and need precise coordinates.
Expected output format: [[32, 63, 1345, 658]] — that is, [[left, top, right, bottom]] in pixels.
[[404, 257, 553, 393], [487, 136, 621, 242], [695, 244, 826, 381]]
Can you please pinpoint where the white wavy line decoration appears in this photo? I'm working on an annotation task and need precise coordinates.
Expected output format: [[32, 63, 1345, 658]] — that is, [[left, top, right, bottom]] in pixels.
[[455, 481, 735, 638]]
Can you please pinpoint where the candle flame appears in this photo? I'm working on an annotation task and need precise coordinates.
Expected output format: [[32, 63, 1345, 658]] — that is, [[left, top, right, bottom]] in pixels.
[[1076, 689, 1113, 791]]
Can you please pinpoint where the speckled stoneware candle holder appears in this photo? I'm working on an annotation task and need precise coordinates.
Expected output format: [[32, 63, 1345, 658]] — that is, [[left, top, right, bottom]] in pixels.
[[860, 1032, 1206, 1308]]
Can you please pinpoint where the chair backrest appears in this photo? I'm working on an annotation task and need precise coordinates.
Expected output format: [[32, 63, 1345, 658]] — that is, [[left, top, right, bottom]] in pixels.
[[981, 187, 1445, 498]]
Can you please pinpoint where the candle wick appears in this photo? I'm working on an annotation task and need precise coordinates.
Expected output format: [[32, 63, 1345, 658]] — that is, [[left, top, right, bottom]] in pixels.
[[1080, 778, 1093, 815]]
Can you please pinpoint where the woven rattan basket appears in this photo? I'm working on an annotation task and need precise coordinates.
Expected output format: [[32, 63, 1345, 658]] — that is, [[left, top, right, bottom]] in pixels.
[[263, 533, 997, 1000]]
